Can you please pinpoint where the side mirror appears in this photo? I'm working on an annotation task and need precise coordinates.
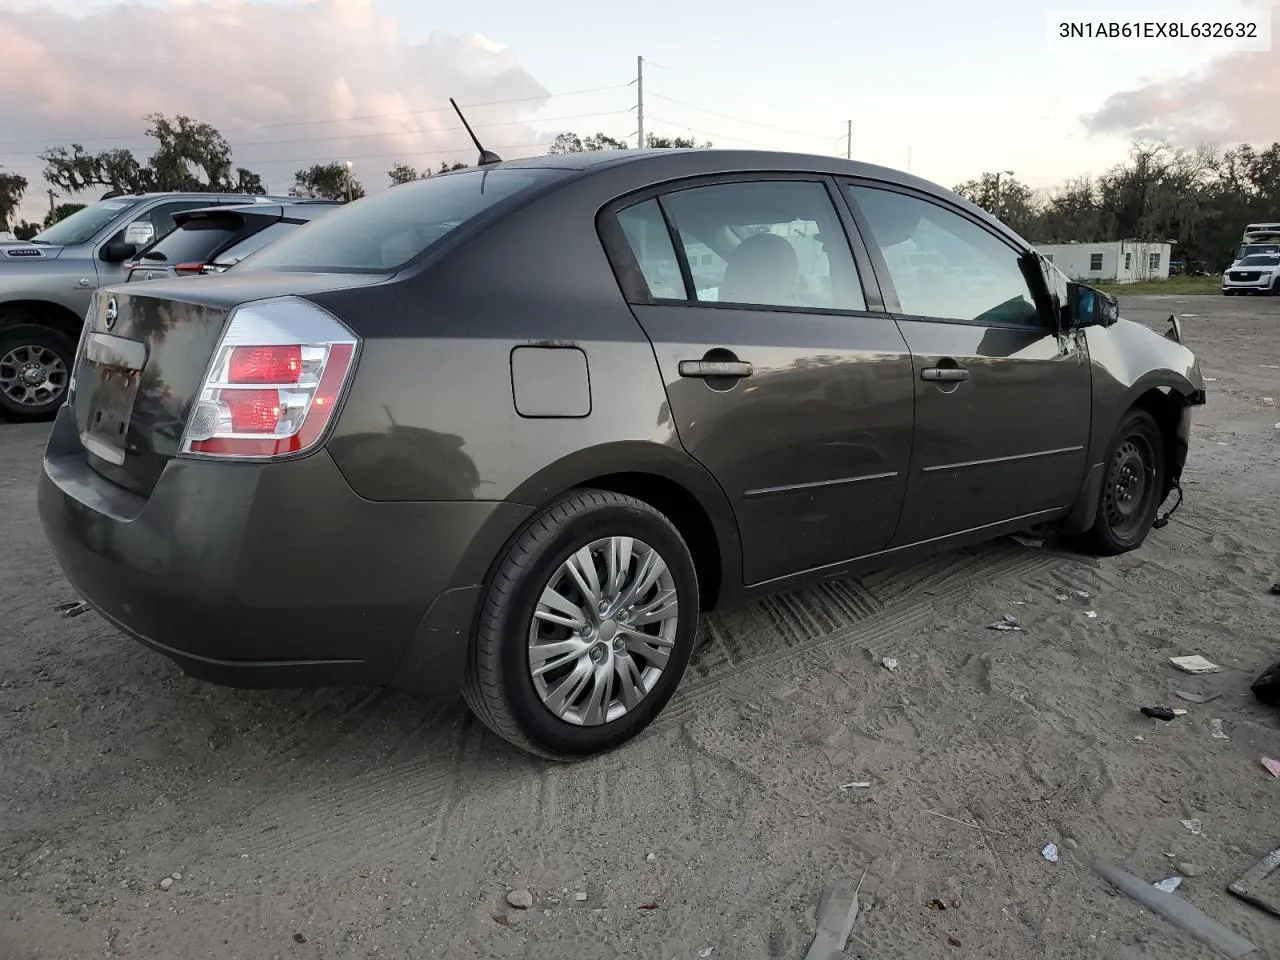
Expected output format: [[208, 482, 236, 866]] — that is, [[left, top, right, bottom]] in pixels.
[[99, 240, 137, 263], [1066, 281, 1118, 328], [124, 222, 155, 247]]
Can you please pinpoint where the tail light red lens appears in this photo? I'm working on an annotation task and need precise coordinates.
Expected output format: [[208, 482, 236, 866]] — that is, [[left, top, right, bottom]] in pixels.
[[179, 298, 359, 460], [174, 262, 206, 275]]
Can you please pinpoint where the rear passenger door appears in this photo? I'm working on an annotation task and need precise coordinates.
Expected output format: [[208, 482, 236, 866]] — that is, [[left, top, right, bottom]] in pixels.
[[601, 175, 916, 587], [839, 181, 1091, 545]]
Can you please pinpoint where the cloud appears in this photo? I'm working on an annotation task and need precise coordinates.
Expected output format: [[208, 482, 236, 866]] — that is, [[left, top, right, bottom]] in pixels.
[[1082, 9, 1279, 146], [0, 0, 557, 213]]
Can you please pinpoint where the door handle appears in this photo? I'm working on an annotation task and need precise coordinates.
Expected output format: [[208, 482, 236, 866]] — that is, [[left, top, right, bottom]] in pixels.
[[920, 367, 969, 382], [678, 359, 754, 379]]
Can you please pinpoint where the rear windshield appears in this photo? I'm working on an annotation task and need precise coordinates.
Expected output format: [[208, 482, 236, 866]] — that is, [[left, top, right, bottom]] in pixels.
[[241, 167, 567, 273], [33, 198, 144, 246], [213, 220, 299, 267], [138, 216, 245, 263]]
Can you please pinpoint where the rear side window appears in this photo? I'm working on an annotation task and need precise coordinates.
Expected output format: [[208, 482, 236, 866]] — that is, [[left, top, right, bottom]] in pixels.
[[138, 217, 243, 263], [242, 168, 569, 273], [616, 200, 687, 300]]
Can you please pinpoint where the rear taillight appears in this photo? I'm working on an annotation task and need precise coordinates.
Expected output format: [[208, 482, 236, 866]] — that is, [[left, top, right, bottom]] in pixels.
[[179, 297, 358, 459], [174, 262, 205, 275]]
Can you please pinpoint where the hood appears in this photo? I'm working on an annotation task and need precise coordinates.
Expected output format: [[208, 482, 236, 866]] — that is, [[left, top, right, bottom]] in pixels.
[[0, 242, 65, 262]]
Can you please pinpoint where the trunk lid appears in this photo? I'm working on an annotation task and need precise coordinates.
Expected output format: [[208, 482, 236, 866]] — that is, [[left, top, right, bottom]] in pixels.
[[70, 271, 385, 496]]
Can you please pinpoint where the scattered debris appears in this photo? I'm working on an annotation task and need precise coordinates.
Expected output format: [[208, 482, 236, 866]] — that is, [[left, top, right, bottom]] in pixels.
[[1180, 863, 1207, 878], [951, 899, 961, 908], [1170, 656, 1221, 675], [1262, 758, 1280, 779], [293, 933, 307, 944], [646, 853, 657, 862], [948, 935, 962, 947], [1271, 582, 1280, 596], [1175, 690, 1221, 704], [1011, 535, 1044, 548], [1076, 590, 1091, 599], [492, 914, 510, 925], [1055, 594, 1069, 602], [839, 781, 872, 791], [1085, 611, 1098, 619], [1204, 377, 1218, 382], [1228, 843, 1280, 921], [1095, 861, 1259, 958], [1134, 735, 1145, 742], [1141, 706, 1187, 721], [506, 889, 533, 910], [1043, 843, 1060, 863], [1265, 398, 1276, 406], [1252, 658, 1280, 705], [1154, 876, 1183, 893], [1210, 719, 1230, 741], [638, 902, 658, 910], [881, 657, 898, 672], [54, 600, 90, 618], [158, 877, 173, 891], [988, 614, 1023, 631], [803, 877, 863, 960], [927, 899, 948, 911], [699, 948, 714, 959], [574, 892, 588, 902], [1181, 819, 1204, 836]]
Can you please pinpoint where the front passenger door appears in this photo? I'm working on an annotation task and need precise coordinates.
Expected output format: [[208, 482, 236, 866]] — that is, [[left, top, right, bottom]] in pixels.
[[842, 183, 1091, 545]]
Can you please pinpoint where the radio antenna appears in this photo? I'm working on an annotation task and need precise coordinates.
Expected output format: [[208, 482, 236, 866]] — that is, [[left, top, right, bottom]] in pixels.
[[449, 98, 502, 166]]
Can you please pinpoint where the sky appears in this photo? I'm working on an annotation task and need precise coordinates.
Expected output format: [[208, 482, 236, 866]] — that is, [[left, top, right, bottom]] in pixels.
[[1, 0, 1277, 223]]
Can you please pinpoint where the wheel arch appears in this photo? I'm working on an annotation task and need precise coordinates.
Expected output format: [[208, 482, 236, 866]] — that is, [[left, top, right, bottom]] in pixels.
[[504, 441, 743, 611], [0, 299, 84, 342]]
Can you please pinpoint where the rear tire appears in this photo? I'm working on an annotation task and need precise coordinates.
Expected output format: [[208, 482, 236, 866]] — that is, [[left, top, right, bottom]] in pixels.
[[1067, 408, 1166, 557], [0, 323, 74, 422], [462, 489, 700, 760]]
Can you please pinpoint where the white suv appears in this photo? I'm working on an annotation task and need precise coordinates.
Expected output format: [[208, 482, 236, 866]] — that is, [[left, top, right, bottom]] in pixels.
[[1222, 253, 1280, 295]]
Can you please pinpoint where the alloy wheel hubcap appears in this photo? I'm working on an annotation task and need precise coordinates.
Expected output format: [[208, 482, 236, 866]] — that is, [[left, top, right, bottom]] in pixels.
[[528, 536, 680, 726], [0, 345, 68, 408]]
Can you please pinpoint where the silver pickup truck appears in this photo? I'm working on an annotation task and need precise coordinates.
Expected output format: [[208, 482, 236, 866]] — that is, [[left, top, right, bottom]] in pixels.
[[0, 191, 291, 420]]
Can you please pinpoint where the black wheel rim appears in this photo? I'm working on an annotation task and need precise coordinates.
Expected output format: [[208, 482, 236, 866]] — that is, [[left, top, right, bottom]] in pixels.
[[1103, 435, 1156, 538]]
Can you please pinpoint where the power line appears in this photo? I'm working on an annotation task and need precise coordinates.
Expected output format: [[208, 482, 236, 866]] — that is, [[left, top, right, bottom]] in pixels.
[[0, 84, 632, 150], [0, 110, 634, 158], [234, 140, 556, 167], [644, 90, 836, 141], [642, 115, 781, 151]]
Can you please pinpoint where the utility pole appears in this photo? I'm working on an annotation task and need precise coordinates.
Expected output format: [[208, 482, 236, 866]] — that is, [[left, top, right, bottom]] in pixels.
[[636, 56, 645, 149], [47, 188, 56, 220], [846, 121, 851, 160], [906, 147, 911, 173], [993, 169, 1014, 220], [343, 160, 353, 203]]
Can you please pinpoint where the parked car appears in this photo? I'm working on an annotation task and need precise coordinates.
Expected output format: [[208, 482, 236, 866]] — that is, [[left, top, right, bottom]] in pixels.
[[0, 190, 293, 420], [38, 150, 1206, 759], [124, 201, 341, 283], [1222, 254, 1280, 295]]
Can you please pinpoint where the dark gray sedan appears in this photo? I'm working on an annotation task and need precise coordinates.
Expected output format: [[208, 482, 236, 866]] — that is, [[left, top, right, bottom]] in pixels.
[[38, 149, 1205, 759]]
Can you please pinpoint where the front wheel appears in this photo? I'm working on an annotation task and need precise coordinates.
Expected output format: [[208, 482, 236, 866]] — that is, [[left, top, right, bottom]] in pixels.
[[463, 490, 700, 760], [0, 324, 74, 422], [1068, 408, 1166, 556]]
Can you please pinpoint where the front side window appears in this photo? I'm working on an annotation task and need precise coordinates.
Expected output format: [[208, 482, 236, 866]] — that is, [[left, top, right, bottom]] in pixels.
[[847, 185, 1039, 326], [661, 180, 866, 311], [243, 167, 568, 273]]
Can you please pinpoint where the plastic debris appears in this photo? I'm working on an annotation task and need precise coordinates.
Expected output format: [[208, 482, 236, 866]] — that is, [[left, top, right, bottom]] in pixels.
[[1011, 535, 1044, 548], [1210, 719, 1230, 741], [988, 614, 1023, 632], [699, 949, 714, 959], [927, 899, 948, 910], [1042, 843, 1060, 863], [54, 600, 90, 618], [839, 781, 872, 791], [1175, 690, 1221, 704], [1085, 611, 1098, 619], [1141, 706, 1187, 721], [881, 657, 898, 671], [803, 877, 863, 960], [1154, 876, 1183, 893], [1181, 819, 1204, 835], [1170, 656, 1222, 674], [1261, 758, 1280, 779]]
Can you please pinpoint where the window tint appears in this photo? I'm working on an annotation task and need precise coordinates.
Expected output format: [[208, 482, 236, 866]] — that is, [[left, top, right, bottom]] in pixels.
[[243, 167, 568, 273], [129, 201, 216, 247], [662, 180, 866, 311], [615, 199, 687, 299], [214, 220, 299, 267], [137, 216, 242, 264], [847, 185, 1039, 326]]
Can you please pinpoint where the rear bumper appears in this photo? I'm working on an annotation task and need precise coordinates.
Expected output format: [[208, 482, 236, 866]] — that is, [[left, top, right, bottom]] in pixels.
[[37, 406, 529, 696]]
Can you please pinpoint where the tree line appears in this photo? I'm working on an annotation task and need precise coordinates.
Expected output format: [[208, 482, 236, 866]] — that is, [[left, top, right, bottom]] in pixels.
[[953, 141, 1280, 270], [3, 112, 1274, 270]]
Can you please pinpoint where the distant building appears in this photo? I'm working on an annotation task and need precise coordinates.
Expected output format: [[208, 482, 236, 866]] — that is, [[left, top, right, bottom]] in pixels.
[[1034, 240, 1173, 283]]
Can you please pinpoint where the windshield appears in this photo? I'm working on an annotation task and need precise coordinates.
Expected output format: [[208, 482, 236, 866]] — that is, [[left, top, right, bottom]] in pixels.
[[1240, 254, 1280, 267], [241, 167, 568, 273], [33, 198, 144, 245]]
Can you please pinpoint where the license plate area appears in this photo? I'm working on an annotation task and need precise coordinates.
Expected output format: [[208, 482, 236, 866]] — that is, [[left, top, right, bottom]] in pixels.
[[78, 333, 147, 466]]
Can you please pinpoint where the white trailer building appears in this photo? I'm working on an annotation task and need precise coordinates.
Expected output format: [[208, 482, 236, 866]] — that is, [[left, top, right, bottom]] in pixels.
[[1034, 240, 1173, 284]]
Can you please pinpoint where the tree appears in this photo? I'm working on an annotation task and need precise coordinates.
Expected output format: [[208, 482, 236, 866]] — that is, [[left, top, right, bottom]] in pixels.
[[548, 130, 710, 154], [44, 203, 85, 228], [40, 114, 265, 195], [13, 220, 41, 240], [645, 133, 712, 149], [0, 166, 27, 230], [387, 162, 419, 185], [953, 172, 1039, 237], [291, 162, 365, 201]]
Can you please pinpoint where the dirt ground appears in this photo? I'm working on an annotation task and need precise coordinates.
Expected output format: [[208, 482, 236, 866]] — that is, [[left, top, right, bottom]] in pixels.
[[2, 294, 1279, 960]]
